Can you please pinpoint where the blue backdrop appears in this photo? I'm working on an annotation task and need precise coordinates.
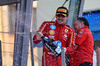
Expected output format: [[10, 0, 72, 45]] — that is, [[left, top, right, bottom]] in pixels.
[[83, 12, 100, 40]]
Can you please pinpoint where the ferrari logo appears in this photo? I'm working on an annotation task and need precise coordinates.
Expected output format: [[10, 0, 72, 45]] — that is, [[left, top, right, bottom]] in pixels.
[[65, 29, 68, 33]]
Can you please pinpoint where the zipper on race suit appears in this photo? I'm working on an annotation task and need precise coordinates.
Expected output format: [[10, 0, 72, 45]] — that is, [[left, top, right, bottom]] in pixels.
[[57, 26, 62, 40]]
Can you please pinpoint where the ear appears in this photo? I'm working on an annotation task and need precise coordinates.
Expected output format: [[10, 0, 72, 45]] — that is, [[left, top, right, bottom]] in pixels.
[[81, 22, 84, 26], [66, 16, 69, 19], [66, 16, 69, 18]]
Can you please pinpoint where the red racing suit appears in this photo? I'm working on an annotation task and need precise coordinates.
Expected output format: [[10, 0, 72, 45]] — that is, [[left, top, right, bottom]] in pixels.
[[70, 26, 94, 66], [33, 21, 75, 66]]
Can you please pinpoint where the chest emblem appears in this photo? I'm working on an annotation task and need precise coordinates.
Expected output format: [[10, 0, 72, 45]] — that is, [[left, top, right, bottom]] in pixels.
[[49, 30, 55, 35], [50, 25, 56, 30], [62, 34, 68, 41], [64, 34, 67, 38], [65, 29, 68, 33]]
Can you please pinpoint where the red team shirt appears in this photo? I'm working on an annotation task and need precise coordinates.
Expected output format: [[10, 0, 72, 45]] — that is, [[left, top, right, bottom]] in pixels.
[[33, 21, 75, 66], [70, 26, 94, 66]]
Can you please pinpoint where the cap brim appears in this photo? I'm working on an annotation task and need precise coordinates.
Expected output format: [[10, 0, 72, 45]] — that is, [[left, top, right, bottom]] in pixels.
[[56, 13, 67, 17]]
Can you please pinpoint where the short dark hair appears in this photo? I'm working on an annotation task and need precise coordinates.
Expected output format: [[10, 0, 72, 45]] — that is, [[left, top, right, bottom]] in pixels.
[[77, 17, 89, 27]]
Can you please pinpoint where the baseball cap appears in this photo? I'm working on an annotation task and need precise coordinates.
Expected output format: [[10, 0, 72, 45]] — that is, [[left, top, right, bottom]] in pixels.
[[56, 7, 68, 17]]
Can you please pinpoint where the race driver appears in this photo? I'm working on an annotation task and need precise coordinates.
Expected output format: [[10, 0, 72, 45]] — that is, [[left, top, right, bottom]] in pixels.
[[33, 6, 75, 66]]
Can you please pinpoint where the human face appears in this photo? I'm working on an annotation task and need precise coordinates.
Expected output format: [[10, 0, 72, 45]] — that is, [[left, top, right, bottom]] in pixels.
[[56, 14, 68, 25], [73, 19, 82, 33]]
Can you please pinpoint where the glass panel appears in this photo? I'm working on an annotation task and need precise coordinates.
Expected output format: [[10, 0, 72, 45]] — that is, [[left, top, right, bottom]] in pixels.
[[0, 4, 16, 66], [67, 0, 80, 27]]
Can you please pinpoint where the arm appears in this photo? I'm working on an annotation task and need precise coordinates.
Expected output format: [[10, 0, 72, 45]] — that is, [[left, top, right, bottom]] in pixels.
[[67, 29, 87, 53], [33, 22, 47, 44], [65, 28, 87, 54], [65, 30, 76, 54]]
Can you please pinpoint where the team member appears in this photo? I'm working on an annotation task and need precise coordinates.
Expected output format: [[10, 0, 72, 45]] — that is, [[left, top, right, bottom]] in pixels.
[[70, 17, 94, 66], [94, 39, 100, 66], [33, 7, 75, 66]]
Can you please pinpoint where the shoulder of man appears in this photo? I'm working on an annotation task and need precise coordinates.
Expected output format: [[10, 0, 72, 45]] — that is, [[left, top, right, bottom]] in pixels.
[[77, 27, 90, 36], [65, 25, 75, 32], [42, 21, 55, 25], [79, 27, 91, 33], [83, 27, 92, 35]]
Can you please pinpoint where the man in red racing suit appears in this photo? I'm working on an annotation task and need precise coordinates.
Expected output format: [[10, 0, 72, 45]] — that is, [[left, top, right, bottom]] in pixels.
[[33, 7, 75, 66]]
